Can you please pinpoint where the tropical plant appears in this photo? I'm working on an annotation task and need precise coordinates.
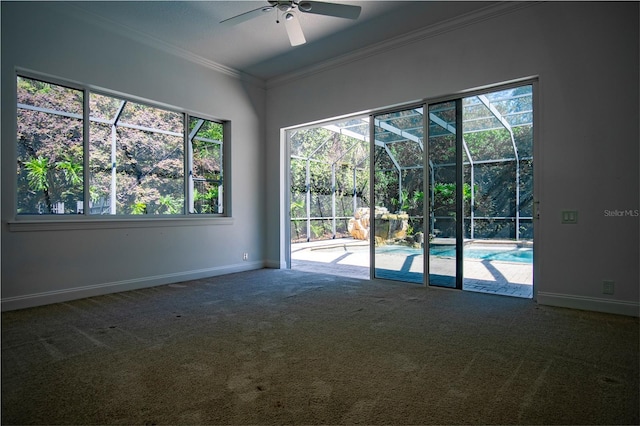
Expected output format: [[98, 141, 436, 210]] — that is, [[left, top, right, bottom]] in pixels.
[[157, 194, 183, 214], [24, 156, 50, 192], [130, 201, 147, 215], [56, 158, 83, 186]]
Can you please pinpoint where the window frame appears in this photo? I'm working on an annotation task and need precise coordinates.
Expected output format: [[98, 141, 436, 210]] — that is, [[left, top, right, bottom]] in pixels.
[[11, 70, 232, 231]]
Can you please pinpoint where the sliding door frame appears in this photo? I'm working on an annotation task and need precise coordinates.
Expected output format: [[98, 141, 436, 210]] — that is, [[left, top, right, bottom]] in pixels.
[[369, 101, 426, 282], [455, 98, 464, 289], [283, 77, 537, 299], [368, 77, 537, 290]]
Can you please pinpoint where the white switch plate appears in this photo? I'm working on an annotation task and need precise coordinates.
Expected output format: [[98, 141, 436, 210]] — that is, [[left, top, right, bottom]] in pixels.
[[561, 210, 578, 224]]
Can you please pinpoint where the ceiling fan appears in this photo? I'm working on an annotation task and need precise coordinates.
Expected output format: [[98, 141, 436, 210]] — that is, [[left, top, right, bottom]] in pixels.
[[220, 1, 362, 47]]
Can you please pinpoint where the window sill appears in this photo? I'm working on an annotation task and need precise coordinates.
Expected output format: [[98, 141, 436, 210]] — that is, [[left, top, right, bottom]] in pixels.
[[7, 216, 234, 232]]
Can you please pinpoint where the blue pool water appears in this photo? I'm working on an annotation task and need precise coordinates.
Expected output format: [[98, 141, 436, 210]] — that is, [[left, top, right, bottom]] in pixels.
[[378, 245, 533, 263]]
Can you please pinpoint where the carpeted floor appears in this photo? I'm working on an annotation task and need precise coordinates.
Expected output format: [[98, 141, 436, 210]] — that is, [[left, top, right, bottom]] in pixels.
[[2, 268, 638, 425]]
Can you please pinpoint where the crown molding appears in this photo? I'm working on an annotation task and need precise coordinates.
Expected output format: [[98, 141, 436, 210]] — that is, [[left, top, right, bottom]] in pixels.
[[59, 2, 266, 89], [266, 1, 537, 90]]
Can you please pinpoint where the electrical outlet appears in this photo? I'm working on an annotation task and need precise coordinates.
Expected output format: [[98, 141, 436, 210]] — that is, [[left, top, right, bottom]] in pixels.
[[243, 252, 248, 261], [602, 280, 615, 295]]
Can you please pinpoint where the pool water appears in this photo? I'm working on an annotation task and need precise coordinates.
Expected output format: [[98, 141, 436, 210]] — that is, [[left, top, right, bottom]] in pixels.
[[378, 245, 533, 263]]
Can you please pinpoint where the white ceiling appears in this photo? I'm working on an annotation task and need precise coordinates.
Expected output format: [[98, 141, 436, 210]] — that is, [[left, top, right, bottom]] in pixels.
[[67, 1, 498, 82]]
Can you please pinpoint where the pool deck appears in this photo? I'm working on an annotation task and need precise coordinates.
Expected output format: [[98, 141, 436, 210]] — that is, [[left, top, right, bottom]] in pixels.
[[291, 238, 533, 299]]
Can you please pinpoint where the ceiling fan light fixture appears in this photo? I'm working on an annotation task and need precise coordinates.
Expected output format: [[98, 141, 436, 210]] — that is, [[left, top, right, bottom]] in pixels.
[[285, 12, 294, 21], [277, 4, 292, 12], [261, 6, 274, 13], [298, 2, 312, 12]]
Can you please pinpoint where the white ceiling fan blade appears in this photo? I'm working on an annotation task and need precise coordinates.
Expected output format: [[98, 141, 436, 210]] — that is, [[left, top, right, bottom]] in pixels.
[[298, 1, 361, 20], [220, 5, 273, 26], [284, 13, 306, 46]]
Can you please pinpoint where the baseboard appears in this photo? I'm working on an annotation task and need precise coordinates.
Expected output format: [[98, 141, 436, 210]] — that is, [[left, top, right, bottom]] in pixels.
[[1, 261, 264, 312], [537, 292, 640, 317], [264, 259, 287, 269]]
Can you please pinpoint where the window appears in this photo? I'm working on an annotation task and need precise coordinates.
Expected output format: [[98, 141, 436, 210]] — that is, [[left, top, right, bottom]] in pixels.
[[88, 93, 185, 215], [17, 77, 84, 214], [16, 75, 227, 217], [188, 117, 224, 214]]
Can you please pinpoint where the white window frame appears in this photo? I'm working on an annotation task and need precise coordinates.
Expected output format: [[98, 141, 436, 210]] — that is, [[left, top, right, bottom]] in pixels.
[[10, 70, 232, 231]]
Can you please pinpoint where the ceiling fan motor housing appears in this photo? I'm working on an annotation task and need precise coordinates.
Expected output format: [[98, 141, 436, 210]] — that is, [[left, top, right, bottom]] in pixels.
[[269, 1, 295, 13]]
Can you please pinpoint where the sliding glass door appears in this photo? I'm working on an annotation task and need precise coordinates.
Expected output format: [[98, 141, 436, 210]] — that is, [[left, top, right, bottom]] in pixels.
[[372, 108, 425, 283], [427, 100, 462, 288], [286, 82, 533, 298], [370, 100, 465, 289]]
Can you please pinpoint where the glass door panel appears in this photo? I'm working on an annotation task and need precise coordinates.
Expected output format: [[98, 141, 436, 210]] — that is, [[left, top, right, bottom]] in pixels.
[[372, 108, 425, 283], [460, 85, 534, 298], [427, 101, 461, 288]]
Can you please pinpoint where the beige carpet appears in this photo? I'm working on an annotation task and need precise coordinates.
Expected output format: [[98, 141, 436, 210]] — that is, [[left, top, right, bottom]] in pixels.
[[2, 268, 638, 425]]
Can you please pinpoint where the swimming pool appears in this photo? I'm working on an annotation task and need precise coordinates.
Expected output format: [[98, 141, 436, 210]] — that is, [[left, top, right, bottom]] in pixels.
[[377, 245, 533, 263]]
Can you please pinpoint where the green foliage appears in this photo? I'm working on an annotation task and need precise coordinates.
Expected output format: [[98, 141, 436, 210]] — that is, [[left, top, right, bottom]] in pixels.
[[130, 201, 147, 215], [199, 121, 224, 142], [464, 129, 512, 160], [21, 154, 85, 213], [56, 158, 82, 186], [158, 194, 183, 214], [374, 169, 397, 209], [412, 190, 424, 204], [432, 182, 473, 211], [406, 223, 414, 236], [89, 186, 103, 204], [310, 222, 326, 239], [290, 200, 306, 240], [434, 183, 455, 202], [193, 186, 219, 213], [393, 189, 425, 213], [290, 199, 305, 217], [462, 181, 472, 202], [18, 77, 51, 95], [24, 156, 50, 191]]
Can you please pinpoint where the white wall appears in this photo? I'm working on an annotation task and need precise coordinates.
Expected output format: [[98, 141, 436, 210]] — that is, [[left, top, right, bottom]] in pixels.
[[1, 3, 266, 309], [265, 2, 639, 315]]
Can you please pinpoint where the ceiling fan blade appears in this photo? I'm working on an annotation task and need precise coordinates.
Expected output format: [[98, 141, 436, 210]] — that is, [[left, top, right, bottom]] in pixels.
[[220, 5, 273, 26], [298, 1, 361, 20], [284, 13, 306, 46]]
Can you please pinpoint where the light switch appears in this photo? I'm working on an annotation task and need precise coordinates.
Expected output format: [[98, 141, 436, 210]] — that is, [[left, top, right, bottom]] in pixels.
[[561, 210, 578, 224], [603, 280, 615, 295]]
